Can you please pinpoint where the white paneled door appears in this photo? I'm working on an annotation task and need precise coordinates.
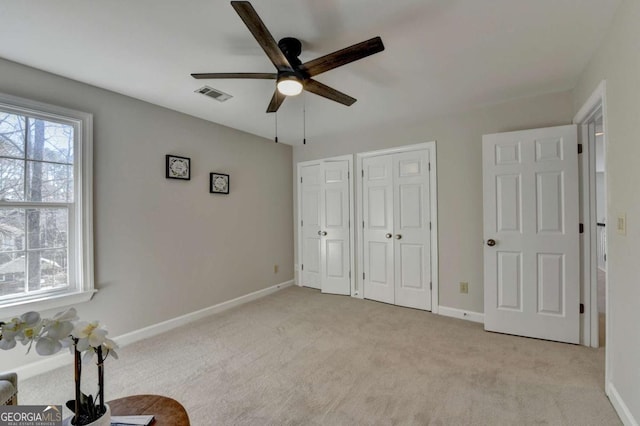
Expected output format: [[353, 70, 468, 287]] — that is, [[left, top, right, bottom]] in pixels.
[[300, 164, 322, 290], [362, 154, 394, 304], [320, 161, 351, 295], [299, 159, 352, 295], [483, 125, 580, 343], [362, 149, 432, 311]]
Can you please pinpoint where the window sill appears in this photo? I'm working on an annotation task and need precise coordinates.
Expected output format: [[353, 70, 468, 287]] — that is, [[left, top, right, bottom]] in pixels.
[[0, 290, 97, 319]]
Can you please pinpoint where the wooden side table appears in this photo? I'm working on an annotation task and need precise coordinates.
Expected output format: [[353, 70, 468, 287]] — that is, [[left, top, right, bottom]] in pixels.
[[108, 394, 190, 426]]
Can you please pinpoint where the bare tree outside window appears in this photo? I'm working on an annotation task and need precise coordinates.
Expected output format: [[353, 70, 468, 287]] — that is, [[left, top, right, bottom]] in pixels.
[[0, 111, 72, 298]]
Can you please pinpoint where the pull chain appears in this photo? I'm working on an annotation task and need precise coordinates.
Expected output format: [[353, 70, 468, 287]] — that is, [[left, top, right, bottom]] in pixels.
[[303, 93, 307, 145], [274, 95, 279, 143]]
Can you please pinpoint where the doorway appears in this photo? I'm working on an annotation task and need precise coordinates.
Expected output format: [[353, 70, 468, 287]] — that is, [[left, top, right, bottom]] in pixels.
[[593, 113, 607, 347], [573, 80, 610, 387]]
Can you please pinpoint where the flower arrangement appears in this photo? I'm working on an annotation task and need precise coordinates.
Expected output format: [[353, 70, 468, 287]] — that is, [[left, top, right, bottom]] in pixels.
[[0, 308, 118, 426]]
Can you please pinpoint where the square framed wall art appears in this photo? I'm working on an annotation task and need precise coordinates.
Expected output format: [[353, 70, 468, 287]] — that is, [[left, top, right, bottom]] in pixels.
[[210, 173, 229, 194], [166, 155, 191, 180]]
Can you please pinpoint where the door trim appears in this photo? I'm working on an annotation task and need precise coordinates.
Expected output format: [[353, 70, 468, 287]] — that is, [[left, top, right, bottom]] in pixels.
[[296, 155, 355, 295], [573, 80, 610, 385], [355, 142, 439, 312]]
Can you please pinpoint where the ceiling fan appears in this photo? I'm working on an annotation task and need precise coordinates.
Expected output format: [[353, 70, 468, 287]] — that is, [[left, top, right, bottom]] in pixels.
[[191, 1, 385, 113]]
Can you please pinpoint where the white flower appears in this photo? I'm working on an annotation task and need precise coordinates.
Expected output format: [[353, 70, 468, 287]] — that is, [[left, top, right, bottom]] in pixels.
[[52, 308, 79, 322], [102, 338, 119, 360], [82, 337, 119, 362], [0, 322, 18, 349], [43, 308, 78, 340], [0, 318, 21, 349], [35, 336, 63, 355], [18, 311, 43, 342], [40, 307, 77, 350], [0, 312, 43, 352], [72, 321, 108, 352]]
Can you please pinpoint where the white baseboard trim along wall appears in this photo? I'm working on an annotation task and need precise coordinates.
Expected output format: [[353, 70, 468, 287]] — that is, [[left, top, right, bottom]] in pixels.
[[438, 306, 485, 324], [608, 383, 638, 426], [14, 280, 295, 380]]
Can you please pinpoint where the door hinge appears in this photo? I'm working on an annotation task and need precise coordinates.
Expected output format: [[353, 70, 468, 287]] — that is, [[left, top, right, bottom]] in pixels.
[[301, 264, 304, 271], [430, 282, 432, 290], [349, 271, 351, 279], [363, 272, 365, 280], [347, 171, 350, 179], [580, 303, 584, 314], [604, 253, 607, 262], [301, 220, 303, 227], [301, 177, 303, 183], [579, 223, 584, 234], [578, 144, 583, 154], [363, 220, 365, 229], [362, 169, 364, 178], [429, 222, 432, 231], [428, 162, 431, 171]]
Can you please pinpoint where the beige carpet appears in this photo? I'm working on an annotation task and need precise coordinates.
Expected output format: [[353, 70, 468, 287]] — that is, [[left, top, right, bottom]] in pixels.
[[21, 286, 620, 425]]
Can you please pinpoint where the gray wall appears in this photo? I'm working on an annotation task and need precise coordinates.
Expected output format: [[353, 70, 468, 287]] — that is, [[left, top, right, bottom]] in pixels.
[[293, 91, 574, 313], [572, 0, 640, 419], [0, 58, 294, 370]]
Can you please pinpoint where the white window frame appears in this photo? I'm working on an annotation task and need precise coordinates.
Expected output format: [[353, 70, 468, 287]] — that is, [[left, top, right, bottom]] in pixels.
[[0, 92, 94, 317]]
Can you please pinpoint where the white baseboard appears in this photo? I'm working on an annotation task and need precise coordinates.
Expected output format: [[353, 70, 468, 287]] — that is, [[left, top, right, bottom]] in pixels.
[[14, 280, 294, 380], [438, 306, 485, 324], [13, 352, 70, 381], [608, 382, 638, 426], [116, 280, 293, 347]]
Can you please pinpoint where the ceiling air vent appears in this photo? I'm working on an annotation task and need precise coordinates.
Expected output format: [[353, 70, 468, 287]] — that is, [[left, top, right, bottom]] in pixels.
[[195, 86, 232, 102]]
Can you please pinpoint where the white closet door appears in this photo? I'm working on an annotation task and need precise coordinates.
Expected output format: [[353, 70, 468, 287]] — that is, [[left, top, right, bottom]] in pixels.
[[362, 155, 395, 304], [394, 150, 432, 310], [300, 164, 322, 290], [321, 160, 351, 295]]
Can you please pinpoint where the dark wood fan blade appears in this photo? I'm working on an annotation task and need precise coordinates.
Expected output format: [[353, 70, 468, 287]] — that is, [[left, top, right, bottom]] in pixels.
[[300, 36, 385, 77], [304, 79, 356, 106], [231, 1, 292, 71], [266, 89, 286, 113], [191, 72, 276, 79]]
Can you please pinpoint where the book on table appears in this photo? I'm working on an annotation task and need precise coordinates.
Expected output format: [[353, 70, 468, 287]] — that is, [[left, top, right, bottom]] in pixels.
[[110, 415, 154, 426]]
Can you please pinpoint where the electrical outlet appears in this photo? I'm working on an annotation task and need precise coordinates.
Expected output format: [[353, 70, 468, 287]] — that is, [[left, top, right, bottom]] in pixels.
[[274, 264, 279, 274], [460, 282, 469, 294]]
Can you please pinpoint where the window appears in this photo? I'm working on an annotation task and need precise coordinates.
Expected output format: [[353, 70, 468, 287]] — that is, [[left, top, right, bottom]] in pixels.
[[0, 93, 93, 316]]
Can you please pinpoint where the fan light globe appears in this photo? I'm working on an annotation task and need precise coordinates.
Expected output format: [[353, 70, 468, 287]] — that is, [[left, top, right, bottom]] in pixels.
[[277, 78, 303, 96]]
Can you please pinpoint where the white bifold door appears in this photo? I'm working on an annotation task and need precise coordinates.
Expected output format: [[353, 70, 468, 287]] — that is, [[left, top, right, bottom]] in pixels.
[[299, 158, 352, 295], [483, 125, 580, 343], [362, 149, 432, 311]]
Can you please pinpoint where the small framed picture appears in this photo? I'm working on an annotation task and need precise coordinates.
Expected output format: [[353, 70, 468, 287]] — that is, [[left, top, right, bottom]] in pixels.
[[166, 155, 191, 180], [210, 173, 229, 194]]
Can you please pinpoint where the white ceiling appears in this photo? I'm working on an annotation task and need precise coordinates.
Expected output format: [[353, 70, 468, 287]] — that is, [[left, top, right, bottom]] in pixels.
[[0, 0, 620, 145]]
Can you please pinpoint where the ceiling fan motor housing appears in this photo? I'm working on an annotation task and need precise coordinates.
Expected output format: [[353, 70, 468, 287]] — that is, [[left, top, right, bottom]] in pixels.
[[278, 37, 302, 68], [277, 37, 306, 93]]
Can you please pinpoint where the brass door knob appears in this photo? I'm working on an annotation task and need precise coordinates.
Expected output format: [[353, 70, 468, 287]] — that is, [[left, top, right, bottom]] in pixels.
[[385, 233, 393, 239], [395, 234, 402, 240]]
